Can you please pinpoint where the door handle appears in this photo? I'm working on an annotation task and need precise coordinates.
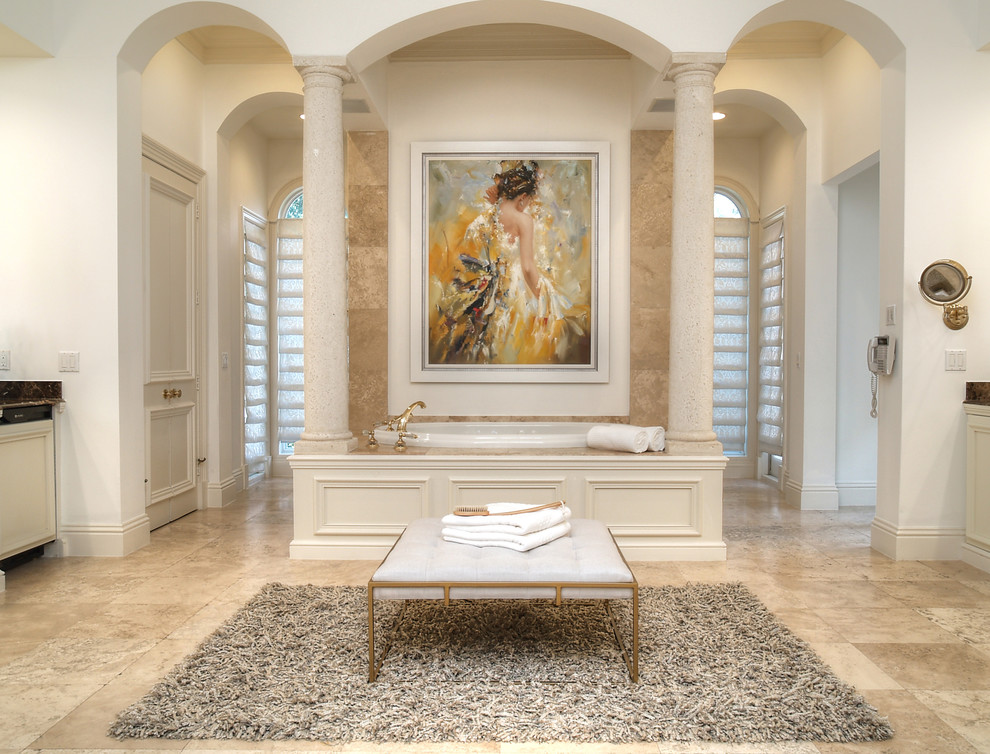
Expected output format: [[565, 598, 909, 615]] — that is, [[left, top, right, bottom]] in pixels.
[[162, 388, 183, 400]]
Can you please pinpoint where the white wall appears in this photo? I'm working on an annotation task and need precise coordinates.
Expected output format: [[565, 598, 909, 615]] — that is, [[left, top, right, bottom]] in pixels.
[[821, 35, 881, 183], [836, 162, 879, 505], [715, 138, 762, 210], [387, 59, 632, 417], [142, 40, 205, 165]]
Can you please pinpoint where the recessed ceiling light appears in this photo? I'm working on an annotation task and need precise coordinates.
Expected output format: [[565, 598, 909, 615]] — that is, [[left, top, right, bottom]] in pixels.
[[299, 113, 305, 120], [712, 111, 726, 121]]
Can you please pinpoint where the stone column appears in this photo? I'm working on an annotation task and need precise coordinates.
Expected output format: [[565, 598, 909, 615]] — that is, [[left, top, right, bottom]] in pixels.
[[664, 53, 725, 455], [292, 58, 357, 454]]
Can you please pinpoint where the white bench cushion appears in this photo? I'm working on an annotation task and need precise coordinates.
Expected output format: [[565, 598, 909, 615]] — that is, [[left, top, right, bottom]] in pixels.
[[370, 517, 634, 600]]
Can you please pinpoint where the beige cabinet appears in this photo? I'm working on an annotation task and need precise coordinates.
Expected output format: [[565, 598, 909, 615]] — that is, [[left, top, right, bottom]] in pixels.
[[0, 418, 56, 562], [964, 403, 990, 573]]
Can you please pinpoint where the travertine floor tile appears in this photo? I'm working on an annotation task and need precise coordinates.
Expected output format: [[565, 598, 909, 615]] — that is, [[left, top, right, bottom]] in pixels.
[[0, 681, 104, 750], [912, 690, 990, 752], [875, 581, 990, 608], [917, 608, 990, 644], [808, 642, 902, 690], [855, 643, 990, 690], [813, 607, 964, 643]]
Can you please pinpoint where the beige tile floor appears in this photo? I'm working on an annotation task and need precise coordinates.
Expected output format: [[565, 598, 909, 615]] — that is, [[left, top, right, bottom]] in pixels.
[[1, 477, 989, 754]]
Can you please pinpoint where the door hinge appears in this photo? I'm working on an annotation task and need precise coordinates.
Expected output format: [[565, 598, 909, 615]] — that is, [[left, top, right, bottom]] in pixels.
[[195, 201, 201, 220], [196, 377, 201, 391]]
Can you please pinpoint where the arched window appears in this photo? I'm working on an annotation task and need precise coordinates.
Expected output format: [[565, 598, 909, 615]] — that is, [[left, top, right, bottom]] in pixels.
[[713, 189, 750, 457]]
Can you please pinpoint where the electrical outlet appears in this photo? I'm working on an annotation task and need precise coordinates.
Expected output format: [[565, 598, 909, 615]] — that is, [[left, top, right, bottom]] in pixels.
[[0, 350, 9, 370]]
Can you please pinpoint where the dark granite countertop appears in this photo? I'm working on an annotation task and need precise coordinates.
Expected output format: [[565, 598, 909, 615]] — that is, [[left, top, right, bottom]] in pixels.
[[964, 382, 990, 406], [0, 381, 64, 408]]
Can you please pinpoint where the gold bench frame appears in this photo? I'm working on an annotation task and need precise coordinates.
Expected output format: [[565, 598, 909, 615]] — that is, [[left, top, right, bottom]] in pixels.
[[367, 532, 639, 683]]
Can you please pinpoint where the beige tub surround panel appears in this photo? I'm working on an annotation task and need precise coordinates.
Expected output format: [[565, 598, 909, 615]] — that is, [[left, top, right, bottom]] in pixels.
[[290, 451, 727, 562], [293, 59, 357, 454], [663, 53, 725, 456]]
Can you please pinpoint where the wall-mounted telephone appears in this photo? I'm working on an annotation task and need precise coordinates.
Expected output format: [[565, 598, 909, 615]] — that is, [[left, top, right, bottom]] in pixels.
[[867, 335, 895, 418], [868, 335, 894, 375]]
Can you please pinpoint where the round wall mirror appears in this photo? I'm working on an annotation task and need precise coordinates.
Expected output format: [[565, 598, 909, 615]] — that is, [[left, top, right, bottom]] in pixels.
[[919, 259, 972, 329]]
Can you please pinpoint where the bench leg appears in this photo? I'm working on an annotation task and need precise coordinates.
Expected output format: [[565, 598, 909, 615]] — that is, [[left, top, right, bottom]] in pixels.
[[603, 595, 639, 682]]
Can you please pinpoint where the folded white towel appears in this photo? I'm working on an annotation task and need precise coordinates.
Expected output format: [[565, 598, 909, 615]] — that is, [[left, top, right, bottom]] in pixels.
[[442, 520, 571, 552], [586, 424, 649, 453], [441, 503, 571, 535], [645, 425, 665, 451]]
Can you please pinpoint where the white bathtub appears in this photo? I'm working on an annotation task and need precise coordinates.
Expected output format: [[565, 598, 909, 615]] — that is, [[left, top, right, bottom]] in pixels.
[[372, 421, 599, 449]]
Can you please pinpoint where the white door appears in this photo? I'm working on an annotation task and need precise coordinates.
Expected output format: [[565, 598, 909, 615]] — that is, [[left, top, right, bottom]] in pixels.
[[143, 155, 201, 530]]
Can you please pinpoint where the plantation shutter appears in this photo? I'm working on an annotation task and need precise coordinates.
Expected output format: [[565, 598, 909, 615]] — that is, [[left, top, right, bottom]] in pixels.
[[276, 217, 305, 452], [758, 217, 785, 455], [713, 217, 750, 455], [242, 212, 269, 478]]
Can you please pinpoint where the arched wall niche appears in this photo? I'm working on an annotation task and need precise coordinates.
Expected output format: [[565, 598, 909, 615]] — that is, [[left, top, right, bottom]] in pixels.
[[118, 1, 289, 72], [734, 0, 904, 67], [346, 0, 673, 73], [714, 88, 805, 138], [219, 92, 304, 140]]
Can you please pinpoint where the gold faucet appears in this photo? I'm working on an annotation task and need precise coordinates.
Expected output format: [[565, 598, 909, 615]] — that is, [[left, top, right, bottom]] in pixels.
[[395, 400, 426, 433]]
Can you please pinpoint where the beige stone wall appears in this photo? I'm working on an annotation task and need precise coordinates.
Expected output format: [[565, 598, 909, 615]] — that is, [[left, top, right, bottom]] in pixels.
[[346, 132, 390, 437], [629, 131, 673, 428], [345, 130, 673, 436]]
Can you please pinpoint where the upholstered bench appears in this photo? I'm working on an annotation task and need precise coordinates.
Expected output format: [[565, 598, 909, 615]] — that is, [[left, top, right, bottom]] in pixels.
[[367, 517, 638, 681]]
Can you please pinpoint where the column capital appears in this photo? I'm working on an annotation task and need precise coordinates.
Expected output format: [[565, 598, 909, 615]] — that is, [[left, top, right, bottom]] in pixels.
[[293, 56, 354, 85], [663, 52, 726, 83]]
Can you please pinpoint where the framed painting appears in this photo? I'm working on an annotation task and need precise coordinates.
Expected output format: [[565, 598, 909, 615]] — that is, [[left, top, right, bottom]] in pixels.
[[410, 141, 609, 383]]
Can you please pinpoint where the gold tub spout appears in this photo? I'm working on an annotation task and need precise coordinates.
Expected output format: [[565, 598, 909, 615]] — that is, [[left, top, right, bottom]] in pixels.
[[395, 401, 426, 432]]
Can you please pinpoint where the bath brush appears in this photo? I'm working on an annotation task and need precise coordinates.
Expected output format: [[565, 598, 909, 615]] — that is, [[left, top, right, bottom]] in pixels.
[[451, 501, 564, 517]]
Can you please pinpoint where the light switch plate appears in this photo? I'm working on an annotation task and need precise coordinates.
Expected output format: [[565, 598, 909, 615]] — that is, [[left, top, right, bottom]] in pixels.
[[0, 350, 9, 370], [58, 351, 80, 372], [945, 349, 966, 371]]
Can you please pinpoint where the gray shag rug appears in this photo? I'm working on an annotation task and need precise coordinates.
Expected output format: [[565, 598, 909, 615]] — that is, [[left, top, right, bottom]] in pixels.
[[109, 582, 892, 744]]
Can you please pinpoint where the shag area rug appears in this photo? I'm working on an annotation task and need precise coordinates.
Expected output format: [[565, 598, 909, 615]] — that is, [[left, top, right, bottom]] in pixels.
[[110, 582, 892, 744]]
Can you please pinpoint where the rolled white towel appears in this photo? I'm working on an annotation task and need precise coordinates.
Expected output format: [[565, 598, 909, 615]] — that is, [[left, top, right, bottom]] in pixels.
[[442, 520, 571, 552], [441, 503, 571, 535], [645, 425, 665, 451], [586, 424, 649, 453]]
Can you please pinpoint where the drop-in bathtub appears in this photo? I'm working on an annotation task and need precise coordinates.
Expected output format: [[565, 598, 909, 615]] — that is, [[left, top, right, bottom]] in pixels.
[[372, 421, 598, 449]]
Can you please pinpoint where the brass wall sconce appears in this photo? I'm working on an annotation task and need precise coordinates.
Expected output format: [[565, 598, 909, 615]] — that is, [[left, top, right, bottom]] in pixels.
[[919, 259, 972, 330]]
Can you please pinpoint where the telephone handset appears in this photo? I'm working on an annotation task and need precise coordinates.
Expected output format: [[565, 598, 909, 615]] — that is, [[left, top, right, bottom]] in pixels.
[[867, 336, 895, 418]]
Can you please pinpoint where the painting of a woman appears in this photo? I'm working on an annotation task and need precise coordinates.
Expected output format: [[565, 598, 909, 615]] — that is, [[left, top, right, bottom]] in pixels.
[[426, 156, 595, 368]]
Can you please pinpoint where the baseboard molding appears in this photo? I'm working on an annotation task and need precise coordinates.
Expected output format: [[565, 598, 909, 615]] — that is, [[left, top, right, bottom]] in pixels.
[[206, 471, 243, 508], [783, 476, 839, 510], [836, 481, 876, 507], [59, 514, 151, 557], [961, 543, 990, 574], [871, 516, 965, 561]]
